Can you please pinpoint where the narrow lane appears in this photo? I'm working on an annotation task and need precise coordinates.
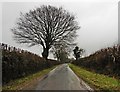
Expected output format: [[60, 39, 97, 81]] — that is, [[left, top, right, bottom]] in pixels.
[[35, 64, 93, 91]]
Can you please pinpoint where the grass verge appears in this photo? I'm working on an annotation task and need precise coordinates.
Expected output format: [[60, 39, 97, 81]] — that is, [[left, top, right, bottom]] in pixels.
[[69, 64, 120, 92], [2, 66, 57, 90]]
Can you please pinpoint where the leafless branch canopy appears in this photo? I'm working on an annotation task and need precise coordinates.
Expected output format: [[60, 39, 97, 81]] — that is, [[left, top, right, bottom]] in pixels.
[[12, 5, 80, 59]]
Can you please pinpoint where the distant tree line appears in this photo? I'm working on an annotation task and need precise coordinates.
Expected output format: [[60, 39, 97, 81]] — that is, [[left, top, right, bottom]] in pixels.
[[72, 45, 120, 78], [1, 43, 61, 85]]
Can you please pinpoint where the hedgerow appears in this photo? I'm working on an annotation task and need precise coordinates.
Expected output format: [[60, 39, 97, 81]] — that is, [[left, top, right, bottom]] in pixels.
[[1, 43, 60, 85], [72, 45, 120, 79]]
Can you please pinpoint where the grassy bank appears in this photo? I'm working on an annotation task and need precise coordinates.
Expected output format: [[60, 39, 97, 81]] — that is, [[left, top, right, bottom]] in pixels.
[[69, 64, 120, 92], [2, 66, 57, 90]]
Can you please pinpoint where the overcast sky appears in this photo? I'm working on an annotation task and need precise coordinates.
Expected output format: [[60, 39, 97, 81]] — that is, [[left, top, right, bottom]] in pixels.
[[0, 0, 119, 59]]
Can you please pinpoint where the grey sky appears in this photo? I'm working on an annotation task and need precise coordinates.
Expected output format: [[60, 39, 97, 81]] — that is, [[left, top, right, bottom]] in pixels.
[[1, 0, 119, 59]]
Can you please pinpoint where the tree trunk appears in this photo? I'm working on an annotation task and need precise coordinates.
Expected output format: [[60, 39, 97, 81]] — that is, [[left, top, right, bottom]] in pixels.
[[42, 47, 49, 60]]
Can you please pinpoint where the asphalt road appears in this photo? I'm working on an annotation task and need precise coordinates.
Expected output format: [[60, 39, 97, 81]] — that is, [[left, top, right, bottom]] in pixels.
[[35, 64, 94, 91]]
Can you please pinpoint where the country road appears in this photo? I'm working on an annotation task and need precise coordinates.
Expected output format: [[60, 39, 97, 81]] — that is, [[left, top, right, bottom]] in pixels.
[[33, 64, 93, 91], [23, 64, 93, 92]]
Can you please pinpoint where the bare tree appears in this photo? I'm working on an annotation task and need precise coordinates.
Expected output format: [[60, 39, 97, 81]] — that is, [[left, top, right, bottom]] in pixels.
[[12, 5, 80, 59], [52, 46, 68, 62], [51, 42, 70, 62], [73, 46, 85, 61]]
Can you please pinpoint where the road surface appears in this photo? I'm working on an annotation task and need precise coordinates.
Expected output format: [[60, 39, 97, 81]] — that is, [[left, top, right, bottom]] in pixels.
[[35, 64, 93, 91]]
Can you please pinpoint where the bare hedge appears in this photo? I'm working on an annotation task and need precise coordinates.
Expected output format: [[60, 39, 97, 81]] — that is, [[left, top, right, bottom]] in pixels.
[[1, 43, 60, 85], [72, 45, 120, 78]]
